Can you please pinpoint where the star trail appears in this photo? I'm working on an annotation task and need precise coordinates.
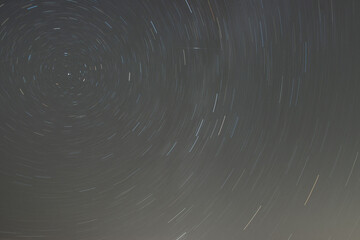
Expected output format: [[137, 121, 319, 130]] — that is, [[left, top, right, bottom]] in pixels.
[[0, 0, 360, 239]]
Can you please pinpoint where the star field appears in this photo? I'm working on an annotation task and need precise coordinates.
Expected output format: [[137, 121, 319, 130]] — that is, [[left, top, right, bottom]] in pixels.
[[0, 0, 360, 239]]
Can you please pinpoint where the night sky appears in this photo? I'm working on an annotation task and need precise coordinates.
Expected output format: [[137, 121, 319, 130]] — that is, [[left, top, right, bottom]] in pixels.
[[0, 0, 360, 239]]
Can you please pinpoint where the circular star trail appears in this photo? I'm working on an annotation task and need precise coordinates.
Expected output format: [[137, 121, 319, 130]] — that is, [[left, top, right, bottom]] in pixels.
[[0, 0, 360, 239]]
